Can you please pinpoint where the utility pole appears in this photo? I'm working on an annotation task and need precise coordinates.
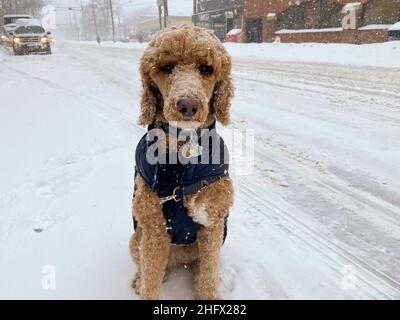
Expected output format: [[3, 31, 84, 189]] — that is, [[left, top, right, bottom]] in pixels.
[[67, 7, 80, 41], [73, 9, 80, 41], [157, 0, 168, 30], [68, 8, 74, 40], [91, 0, 100, 44], [157, 0, 162, 30], [80, 0, 84, 40], [109, 0, 116, 42], [117, 10, 122, 39], [163, 0, 168, 28]]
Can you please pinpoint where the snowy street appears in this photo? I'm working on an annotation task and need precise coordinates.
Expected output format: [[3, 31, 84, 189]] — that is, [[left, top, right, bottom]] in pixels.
[[0, 41, 399, 299]]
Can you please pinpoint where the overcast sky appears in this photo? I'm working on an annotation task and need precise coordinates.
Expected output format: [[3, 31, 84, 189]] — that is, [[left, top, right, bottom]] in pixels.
[[50, 0, 193, 37], [52, 0, 193, 18]]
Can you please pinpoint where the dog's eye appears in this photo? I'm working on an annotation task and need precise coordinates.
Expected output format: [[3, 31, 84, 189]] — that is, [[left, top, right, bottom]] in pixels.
[[199, 65, 214, 75], [160, 64, 175, 74]]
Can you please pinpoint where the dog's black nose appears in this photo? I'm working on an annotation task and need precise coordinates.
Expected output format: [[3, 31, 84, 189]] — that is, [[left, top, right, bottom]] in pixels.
[[177, 98, 199, 117]]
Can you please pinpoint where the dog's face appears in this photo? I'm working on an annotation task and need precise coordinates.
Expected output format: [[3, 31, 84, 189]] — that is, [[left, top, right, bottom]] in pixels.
[[139, 25, 234, 129]]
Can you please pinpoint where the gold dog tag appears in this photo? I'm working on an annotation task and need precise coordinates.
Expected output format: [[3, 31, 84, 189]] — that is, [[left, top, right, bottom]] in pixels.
[[181, 141, 203, 159]]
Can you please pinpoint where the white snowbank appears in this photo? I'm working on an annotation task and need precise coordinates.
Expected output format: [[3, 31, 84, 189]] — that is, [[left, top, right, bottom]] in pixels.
[[358, 24, 391, 31], [276, 27, 343, 34], [224, 42, 400, 68]]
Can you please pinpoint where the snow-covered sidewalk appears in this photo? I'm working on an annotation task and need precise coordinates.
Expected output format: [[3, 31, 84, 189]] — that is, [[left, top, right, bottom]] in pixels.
[[0, 42, 399, 299]]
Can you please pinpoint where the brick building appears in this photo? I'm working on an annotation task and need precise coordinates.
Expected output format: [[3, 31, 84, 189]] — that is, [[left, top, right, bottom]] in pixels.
[[242, 0, 400, 43], [192, 0, 243, 41]]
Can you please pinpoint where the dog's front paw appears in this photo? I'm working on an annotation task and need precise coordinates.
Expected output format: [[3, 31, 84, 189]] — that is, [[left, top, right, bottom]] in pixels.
[[140, 291, 161, 300], [195, 292, 222, 300]]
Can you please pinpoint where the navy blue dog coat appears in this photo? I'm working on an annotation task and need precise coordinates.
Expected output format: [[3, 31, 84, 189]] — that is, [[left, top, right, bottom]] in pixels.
[[133, 122, 229, 245]]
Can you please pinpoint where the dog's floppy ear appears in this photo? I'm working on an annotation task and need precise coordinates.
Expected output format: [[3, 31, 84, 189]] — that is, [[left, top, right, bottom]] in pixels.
[[213, 53, 234, 126], [138, 48, 160, 126], [138, 78, 160, 126]]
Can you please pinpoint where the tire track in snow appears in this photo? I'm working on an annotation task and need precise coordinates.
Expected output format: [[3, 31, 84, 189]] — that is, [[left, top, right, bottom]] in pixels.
[[235, 176, 400, 299], [234, 60, 400, 100], [2, 62, 144, 136]]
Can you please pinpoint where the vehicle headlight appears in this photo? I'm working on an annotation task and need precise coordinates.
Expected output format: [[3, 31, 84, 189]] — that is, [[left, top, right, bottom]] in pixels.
[[13, 37, 20, 44], [40, 37, 47, 43]]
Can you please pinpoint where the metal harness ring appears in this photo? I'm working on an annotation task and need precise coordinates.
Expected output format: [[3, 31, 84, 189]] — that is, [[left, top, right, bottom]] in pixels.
[[160, 187, 181, 204]]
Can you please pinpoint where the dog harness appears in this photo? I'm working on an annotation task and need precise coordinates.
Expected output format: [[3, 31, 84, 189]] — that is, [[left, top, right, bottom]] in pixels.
[[133, 122, 229, 245]]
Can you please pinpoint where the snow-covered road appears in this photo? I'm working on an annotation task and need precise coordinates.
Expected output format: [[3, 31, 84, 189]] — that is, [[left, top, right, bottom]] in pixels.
[[0, 42, 399, 299]]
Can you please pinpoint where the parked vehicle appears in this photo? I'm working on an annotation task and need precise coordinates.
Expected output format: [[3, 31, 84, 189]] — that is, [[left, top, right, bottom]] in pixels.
[[0, 26, 11, 45], [388, 22, 400, 41], [12, 23, 52, 55], [225, 28, 241, 42], [3, 14, 33, 34]]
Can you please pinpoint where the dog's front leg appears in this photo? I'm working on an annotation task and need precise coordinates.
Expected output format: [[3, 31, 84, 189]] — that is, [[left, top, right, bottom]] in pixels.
[[195, 222, 225, 300], [187, 179, 233, 300], [139, 223, 170, 300], [133, 176, 170, 300]]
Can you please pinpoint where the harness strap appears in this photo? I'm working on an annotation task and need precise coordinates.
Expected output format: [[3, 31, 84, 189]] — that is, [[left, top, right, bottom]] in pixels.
[[160, 173, 229, 204]]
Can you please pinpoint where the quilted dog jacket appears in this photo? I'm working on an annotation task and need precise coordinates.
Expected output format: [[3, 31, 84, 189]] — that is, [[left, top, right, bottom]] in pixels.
[[133, 122, 229, 245]]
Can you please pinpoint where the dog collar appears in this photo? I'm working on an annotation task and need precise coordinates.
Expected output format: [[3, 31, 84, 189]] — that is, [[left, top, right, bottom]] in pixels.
[[148, 121, 216, 137]]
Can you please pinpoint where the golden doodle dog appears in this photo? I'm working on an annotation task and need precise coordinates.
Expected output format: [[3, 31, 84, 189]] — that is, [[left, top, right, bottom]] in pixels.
[[129, 25, 234, 300]]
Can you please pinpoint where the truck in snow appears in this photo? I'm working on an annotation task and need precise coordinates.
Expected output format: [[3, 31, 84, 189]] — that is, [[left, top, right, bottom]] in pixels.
[[3, 14, 33, 34], [11, 20, 52, 55]]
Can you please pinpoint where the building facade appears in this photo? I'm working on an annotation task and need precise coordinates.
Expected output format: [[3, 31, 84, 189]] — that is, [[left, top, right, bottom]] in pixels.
[[242, 0, 307, 42], [243, 0, 400, 43], [192, 0, 243, 41]]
